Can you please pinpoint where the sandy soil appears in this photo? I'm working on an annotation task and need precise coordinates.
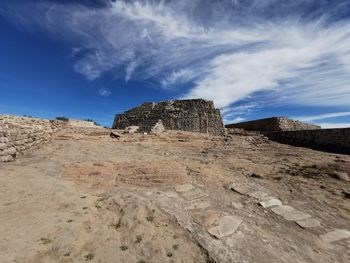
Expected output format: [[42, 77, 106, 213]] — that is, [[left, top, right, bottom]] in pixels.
[[0, 130, 349, 262]]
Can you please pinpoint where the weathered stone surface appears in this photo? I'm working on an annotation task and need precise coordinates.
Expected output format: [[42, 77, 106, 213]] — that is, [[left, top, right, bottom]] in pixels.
[[333, 171, 350, 182], [282, 210, 311, 221], [247, 190, 269, 200], [185, 200, 211, 210], [231, 201, 243, 209], [113, 99, 225, 136], [218, 215, 242, 237], [208, 226, 220, 239], [296, 218, 321, 228], [320, 229, 350, 243], [175, 184, 194, 193], [180, 188, 208, 201], [271, 205, 295, 216], [259, 198, 282, 208], [228, 184, 252, 195], [193, 210, 221, 227]]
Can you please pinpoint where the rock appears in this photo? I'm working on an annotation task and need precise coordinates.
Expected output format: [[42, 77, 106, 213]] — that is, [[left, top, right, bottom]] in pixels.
[[259, 198, 282, 208], [110, 131, 122, 139], [150, 120, 165, 135], [123, 126, 139, 134], [208, 226, 220, 239], [185, 200, 211, 210], [175, 184, 194, 193], [320, 229, 350, 243], [250, 173, 263, 179], [218, 215, 243, 238], [228, 183, 252, 195], [180, 188, 208, 201], [333, 171, 350, 182], [247, 190, 269, 200], [271, 205, 295, 216], [282, 210, 311, 221], [231, 201, 243, 209], [342, 190, 350, 199], [296, 218, 321, 228], [193, 210, 221, 227]]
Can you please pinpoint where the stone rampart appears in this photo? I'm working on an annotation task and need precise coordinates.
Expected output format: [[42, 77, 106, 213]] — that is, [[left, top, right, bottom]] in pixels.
[[226, 117, 320, 131], [265, 128, 350, 154], [113, 99, 225, 136]]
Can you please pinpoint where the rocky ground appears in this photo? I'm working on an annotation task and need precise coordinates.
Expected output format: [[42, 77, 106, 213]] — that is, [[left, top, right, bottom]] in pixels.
[[0, 129, 349, 263]]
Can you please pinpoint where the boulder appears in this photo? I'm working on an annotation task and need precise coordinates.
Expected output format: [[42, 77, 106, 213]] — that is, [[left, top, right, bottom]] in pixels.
[[110, 131, 122, 139]]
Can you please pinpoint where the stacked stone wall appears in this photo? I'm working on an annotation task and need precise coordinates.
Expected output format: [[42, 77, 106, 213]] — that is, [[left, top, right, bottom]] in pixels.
[[265, 128, 350, 154], [113, 99, 226, 136], [0, 115, 109, 163], [225, 117, 320, 131], [0, 115, 57, 162]]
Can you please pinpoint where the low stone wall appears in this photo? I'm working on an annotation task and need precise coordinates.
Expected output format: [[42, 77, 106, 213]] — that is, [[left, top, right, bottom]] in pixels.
[[226, 117, 320, 131], [113, 99, 226, 136], [67, 119, 101, 128], [0, 115, 109, 163], [265, 128, 350, 154], [0, 115, 56, 162]]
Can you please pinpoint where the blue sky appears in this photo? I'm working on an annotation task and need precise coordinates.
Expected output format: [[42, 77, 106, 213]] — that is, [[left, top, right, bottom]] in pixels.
[[1, 0, 350, 128]]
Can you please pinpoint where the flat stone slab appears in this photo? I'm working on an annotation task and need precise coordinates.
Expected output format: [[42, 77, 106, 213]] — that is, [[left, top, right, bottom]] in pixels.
[[229, 184, 253, 195], [185, 200, 211, 210], [271, 205, 295, 216], [218, 215, 243, 238], [259, 198, 282, 208], [247, 190, 269, 200], [208, 226, 220, 239], [231, 201, 244, 209], [320, 229, 350, 243], [283, 210, 311, 221], [175, 184, 194, 193], [180, 188, 208, 201], [296, 218, 321, 228], [193, 210, 221, 227]]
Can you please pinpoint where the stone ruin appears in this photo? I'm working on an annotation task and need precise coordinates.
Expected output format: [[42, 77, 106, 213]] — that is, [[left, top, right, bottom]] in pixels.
[[0, 115, 108, 163], [225, 117, 321, 132], [226, 116, 350, 154], [112, 99, 226, 136]]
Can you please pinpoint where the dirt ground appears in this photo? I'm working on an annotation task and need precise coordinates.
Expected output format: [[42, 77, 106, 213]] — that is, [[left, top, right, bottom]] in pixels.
[[0, 130, 349, 263]]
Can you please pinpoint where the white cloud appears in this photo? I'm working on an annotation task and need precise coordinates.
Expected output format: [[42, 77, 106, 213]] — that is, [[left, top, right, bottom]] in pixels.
[[98, 88, 111, 96], [2, 0, 350, 113], [318, 123, 350, 129], [295, 112, 350, 122], [161, 69, 196, 89]]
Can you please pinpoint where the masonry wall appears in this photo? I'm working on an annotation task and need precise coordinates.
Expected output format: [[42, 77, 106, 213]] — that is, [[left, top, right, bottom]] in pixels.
[[113, 99, 226, 136], [265, 128, 350, 154], [225, 117, 320, 131], [0, 115, 57, 162], [0, 115, 108, 163]]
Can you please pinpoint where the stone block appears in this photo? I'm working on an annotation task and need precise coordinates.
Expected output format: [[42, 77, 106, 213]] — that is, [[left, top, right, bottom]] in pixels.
[[320, 229, 350, 243], [259, 198, 282, 208], [296, 218, 321, 228]]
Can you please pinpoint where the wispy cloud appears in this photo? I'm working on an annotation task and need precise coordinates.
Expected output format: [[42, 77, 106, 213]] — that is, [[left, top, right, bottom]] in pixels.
[[98, 88, 111, 96], [2, 0, 350, 114], [295, 112, 350, 122], [318, 123, 350, 129]]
